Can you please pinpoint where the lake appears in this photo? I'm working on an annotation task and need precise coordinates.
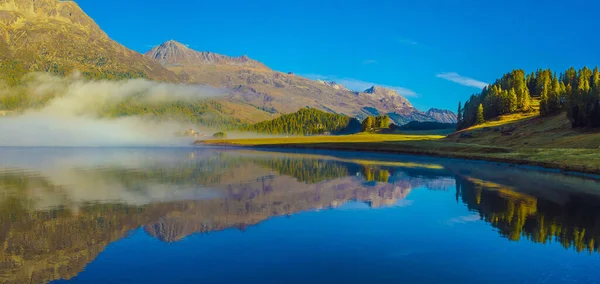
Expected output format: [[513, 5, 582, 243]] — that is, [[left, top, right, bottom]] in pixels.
[[1, 147, 599, 284]]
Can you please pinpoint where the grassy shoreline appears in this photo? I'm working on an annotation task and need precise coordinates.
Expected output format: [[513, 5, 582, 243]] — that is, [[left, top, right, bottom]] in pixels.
[[195, 134, 600, 175]]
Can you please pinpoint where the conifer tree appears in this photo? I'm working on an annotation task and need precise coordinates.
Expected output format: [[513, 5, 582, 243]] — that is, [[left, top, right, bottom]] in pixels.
[[379, 115, 391, 129], [456, 102, 463, 128], [476, 104, 485, 125], [508, 88, 518, 113], [521, 87, 531, 111], [362, 116, 374, 132]]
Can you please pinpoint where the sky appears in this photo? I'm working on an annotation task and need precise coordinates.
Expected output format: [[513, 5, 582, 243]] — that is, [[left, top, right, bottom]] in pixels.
[[78, 0, 600, 111]]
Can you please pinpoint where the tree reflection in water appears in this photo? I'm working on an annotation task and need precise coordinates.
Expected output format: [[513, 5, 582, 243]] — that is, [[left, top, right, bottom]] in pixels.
[[0, 148, 599, 283]]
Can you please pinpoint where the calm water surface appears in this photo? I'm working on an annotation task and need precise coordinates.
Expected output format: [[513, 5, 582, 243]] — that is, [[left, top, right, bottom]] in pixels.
[[1, 147, 599, 284]]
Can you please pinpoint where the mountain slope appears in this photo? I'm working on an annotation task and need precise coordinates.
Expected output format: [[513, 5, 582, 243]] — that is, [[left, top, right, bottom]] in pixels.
[[146, 40, 269, 70], [0, 0, 178, 83], [145, 41, 456, 125], [426, 108, 458, 123]]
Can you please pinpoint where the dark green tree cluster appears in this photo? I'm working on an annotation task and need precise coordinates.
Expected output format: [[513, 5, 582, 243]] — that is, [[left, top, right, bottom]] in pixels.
[[456, 177, 600, 253], [241, 107, 361, 135], [254, 157, 350, 184], [457, 67, 600, 129], [457, 70, 532, 129], [563, 67, 600, 127], [361, 115, 391, 132], [533, 67, 600, 127]]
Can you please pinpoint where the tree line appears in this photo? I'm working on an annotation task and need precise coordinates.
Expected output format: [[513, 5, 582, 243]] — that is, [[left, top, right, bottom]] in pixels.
[[457, 67, 600, 129], [456, 176, 600, 253], [241, 107, 361, 135], [361, 114, 392, 132]]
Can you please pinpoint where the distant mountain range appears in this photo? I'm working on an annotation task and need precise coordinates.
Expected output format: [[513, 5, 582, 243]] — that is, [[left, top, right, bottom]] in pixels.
[[0, 0, 456, 125], [144, 40, 456, 124]]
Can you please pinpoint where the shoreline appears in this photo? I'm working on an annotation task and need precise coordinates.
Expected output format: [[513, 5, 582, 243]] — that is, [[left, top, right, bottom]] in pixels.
[[196, 139, 600, 176]]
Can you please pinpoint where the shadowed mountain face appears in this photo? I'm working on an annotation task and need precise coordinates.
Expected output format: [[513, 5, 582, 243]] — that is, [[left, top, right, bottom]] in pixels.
[[1, 148, 600, 283], [145, 40, 456, 125], [0, 0, 178, 82]]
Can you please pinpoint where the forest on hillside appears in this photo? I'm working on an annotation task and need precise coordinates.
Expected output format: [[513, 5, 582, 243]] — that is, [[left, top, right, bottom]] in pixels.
[[241, 107, 361, 135], [458, 67, 600, 129]]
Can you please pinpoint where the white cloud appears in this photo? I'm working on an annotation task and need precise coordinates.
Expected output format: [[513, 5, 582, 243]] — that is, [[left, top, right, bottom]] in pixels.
[[302, 74, 419, 98], [396, 37, 419, 46], [436, 72, 489, 89]]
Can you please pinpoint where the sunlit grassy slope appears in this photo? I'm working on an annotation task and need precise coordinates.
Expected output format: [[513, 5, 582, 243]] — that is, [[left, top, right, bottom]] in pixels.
[[447, 112, 600, 149]]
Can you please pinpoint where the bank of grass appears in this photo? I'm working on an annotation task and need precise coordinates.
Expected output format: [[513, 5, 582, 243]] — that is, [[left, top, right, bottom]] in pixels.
[[204, 133, 445, 145], [197, 131, 600, 175]]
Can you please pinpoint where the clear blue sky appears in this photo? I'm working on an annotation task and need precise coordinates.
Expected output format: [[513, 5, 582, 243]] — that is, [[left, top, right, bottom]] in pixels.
[[78, 0, 599, 111]]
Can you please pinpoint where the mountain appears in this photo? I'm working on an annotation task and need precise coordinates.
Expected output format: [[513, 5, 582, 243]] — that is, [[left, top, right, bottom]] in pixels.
[[0, 0, 178, 83], [426, 108, 458, 123], [145, 40, 455, 125], [146, 40, 269, 70], [0, 0, 455, 127]]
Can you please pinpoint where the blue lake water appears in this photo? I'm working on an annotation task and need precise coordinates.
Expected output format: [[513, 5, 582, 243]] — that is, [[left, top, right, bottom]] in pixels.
[[0, 147, 599, 283]]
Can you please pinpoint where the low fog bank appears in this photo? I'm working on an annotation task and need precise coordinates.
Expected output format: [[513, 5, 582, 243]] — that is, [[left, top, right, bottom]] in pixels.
[[0, 72, 231, 146], [0, 147, 230, 210]]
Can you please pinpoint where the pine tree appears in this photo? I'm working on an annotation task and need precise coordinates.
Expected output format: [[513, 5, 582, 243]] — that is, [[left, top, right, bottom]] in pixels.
[[540, 85, 549, 116], [362, 116, 374, 132], [379, 115, 391, 129], [476, 104, 485, 125], [508, 88, 518, 113], [547, 77, 563, 114], [521, 87, 531, 111], [457, 102, 463, 128]]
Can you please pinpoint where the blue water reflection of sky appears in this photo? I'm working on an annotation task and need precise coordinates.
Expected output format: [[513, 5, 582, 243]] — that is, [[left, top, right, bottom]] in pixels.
[[57, 188, 600, 284]]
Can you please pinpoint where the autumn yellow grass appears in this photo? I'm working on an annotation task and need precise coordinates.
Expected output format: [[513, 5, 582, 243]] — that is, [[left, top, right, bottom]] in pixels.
[[197, 113, 600, 175], [203, 133, 445, 146]]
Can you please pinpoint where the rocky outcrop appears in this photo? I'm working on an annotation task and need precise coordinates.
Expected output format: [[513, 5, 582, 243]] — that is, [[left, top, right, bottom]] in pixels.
[[145, 40, 269, 70], [426, 108, 458, 123], [317, 80, 349, 91]]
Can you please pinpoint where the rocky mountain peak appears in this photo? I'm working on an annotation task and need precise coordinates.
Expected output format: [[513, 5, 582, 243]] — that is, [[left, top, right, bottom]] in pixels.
[[145, 40, 269, 70], [426, 108, 458, 123], [364, 86, 394, 95], [317, 80, 348, 91], [361, 86, 413, 109]]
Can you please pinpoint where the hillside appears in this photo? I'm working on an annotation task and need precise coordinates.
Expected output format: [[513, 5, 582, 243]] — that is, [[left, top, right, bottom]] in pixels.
[[145, 40, 456, 125], [447, 111, 600, 149], [240, 107, 361, 135], [0, 0, 178, 83]]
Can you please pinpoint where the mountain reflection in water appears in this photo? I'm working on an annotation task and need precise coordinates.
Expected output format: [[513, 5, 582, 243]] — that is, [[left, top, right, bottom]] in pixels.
[[0, 147, 599, 283]]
